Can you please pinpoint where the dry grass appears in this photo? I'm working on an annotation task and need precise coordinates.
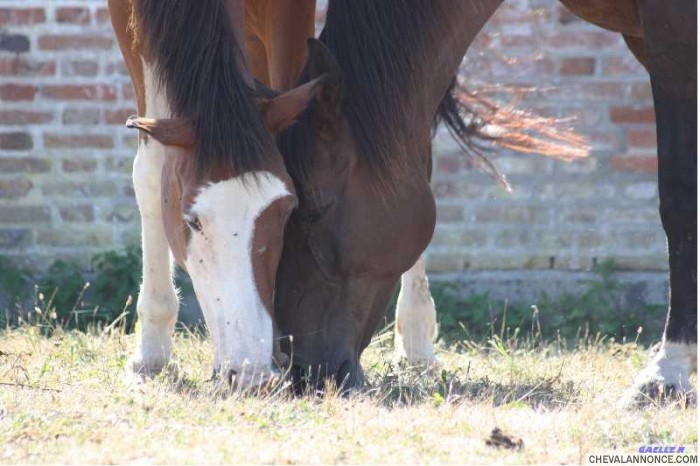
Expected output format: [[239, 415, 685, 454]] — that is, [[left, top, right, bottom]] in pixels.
[[0, 323, 696, 465]]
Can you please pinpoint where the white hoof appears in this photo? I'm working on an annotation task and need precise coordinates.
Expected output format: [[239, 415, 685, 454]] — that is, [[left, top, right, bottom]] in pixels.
[[130, 290, 179, 377], [395, 329, 440, 367], [393, 256, 439, 367], [127, 347, 170, 377], [622, 341, 697, 406]]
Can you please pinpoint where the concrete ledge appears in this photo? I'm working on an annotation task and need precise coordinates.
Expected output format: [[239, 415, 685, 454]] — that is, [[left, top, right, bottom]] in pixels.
[[431, 270, 669, 308]]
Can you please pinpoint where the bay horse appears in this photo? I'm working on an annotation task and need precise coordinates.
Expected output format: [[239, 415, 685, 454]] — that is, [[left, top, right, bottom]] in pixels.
[[108, 0, 327, 386], [244, 0, 316, 92], [273, 0, 696, 402]]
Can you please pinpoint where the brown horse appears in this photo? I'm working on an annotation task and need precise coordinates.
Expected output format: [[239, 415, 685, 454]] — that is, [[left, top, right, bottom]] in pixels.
[[108, 0, 327, 386], [273, 0, 696, 402], [244, 0, 316, 92]]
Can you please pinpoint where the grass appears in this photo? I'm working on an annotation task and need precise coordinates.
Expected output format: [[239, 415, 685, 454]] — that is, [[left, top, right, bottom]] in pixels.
[[0, 318, 696, 465]]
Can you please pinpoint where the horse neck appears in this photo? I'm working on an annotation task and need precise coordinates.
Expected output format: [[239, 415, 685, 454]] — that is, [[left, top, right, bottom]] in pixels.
[[225, 0, 254, 87], [413, 1, 503, 123]]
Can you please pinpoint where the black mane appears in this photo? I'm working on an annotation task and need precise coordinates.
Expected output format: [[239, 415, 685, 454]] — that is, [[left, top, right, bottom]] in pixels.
[[134, 0, 274, 175], [318, 0, 446, 178]]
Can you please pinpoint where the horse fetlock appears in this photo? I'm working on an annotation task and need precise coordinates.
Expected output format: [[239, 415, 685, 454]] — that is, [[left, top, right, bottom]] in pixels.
[[395, 331, 438, 366], [214, 359, 281, 391], [394, 308, 439, 365], [394, 264, 439, 366], [136, 286, 179, 323], [624, 341, 697, 406], [130, 290, 179, 376]]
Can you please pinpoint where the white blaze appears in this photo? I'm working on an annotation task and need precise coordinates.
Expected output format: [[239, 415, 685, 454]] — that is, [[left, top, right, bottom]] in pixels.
[[184, 172, 289, 380]]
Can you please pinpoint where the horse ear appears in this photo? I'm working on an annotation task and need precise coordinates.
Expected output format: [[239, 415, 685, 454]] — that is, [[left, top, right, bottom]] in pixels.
[[258, 77, 325, 133], [125, 117, 195, 147], [305, 38, 343, 138]]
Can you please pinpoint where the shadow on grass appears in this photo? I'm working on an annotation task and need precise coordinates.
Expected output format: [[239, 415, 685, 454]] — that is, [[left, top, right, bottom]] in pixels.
[[363, 362, 580, 409]]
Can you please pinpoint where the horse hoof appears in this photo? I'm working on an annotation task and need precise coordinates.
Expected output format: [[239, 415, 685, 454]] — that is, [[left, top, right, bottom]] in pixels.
[[621, 374, 696, 408], [125, 351, 169, 378]]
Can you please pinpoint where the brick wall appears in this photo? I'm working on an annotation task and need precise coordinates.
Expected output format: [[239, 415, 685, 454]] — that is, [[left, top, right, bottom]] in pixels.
[[0, 1, 136, 269], [0, 2, 666, 284], [427, 1, 664, 277]]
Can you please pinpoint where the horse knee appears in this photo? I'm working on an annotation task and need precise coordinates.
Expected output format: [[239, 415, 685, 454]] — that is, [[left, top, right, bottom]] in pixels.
[[133, 143, 166, 216]]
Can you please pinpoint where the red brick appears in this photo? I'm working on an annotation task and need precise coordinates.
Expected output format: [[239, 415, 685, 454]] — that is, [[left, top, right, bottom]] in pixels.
[[559, 57, 596, 76], [95, 8, 111, 25], [436, 155, 460, 174], [44, 134, 113, 149], [62, 158, 98, 172], [579, 83, 625, 100], [610, 106, 656, 124], [41, 85, 117, 101], [436, 205, 464, 223], [0, 111, 52, 125], [60, 60, 99, 77], [490, 6, 550, 25], [55, 7, 90, 25], [626, 129, 657, 148], [611, 155, 658, 172], [0, 8, 45, 26], [543, 83, 624, 102], [500, 34, 538, 50], [62, 108, 100, 125], [432, 181, 457, 199], [0, 132, 33, 150], [545, 31, 619, 49], [105, 108, 138, 125], [557, 6, 582, 25], [38, 35, 112, 51], [0, 34, 29, 53], [0, 179, 32, 199], [602, 55, 646, 76], [122, 84, 136, 101], [586, 131, 622, 151], [0, 58, 55, 76], [59, 205, 95, 222], [0, 84, 37, 101], [629, 83, 653, 101], [105, 61, 129, 76], [0, 157, 50, 173]]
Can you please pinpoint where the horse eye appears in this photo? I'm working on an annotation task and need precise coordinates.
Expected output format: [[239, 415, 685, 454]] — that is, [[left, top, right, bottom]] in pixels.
[[303, 202, 333, 224], [185, 215, 202, 232]]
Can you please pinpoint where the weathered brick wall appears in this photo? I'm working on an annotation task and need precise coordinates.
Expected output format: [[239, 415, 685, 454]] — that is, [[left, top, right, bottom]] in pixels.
[[427, 1, 664, 276], [1, 2, 137, 269], [0, 2, 665, 283]]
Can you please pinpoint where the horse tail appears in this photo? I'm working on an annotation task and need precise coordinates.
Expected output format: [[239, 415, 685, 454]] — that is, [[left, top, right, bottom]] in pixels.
[[434, 78, 590, 191]]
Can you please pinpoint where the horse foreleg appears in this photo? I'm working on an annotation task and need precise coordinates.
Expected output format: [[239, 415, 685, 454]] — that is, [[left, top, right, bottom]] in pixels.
[[128, 138, 180, 376], [394, 254, 439, 365], [627, 0, 697, 404], [127, 62, 180, 376]]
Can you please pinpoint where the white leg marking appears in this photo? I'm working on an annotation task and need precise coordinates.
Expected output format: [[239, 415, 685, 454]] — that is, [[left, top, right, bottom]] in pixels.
[[633, 341, 697, 395], [394, 254, 439, 365], [128, 60, 179, 375], [184, 172, 290, 387]]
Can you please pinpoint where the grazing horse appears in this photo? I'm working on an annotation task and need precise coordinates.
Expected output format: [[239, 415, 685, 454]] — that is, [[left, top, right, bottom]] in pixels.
[[273, 0, 696, 400], [108, 0, 326, 385]]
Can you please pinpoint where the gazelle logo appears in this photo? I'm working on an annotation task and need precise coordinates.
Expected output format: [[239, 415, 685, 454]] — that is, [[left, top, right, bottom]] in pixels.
[[639, 445, 686, 454]]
